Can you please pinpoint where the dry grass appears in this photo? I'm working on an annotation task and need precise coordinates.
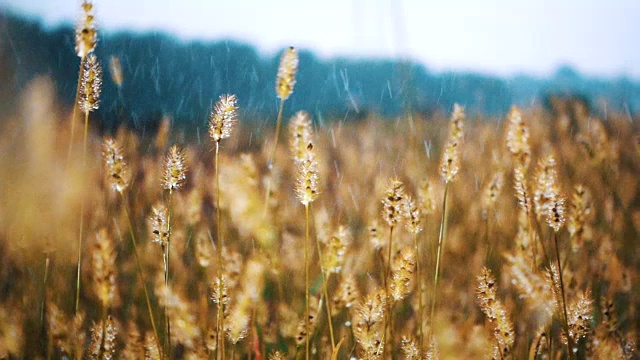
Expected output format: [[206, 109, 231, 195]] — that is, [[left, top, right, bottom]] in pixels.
[[0, 7, 638, 358], [0, 75, 637, 359]]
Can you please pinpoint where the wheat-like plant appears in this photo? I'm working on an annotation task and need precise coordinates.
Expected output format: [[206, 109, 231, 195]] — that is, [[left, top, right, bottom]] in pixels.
[[208, 93, 238, 360], [431, 103, 464, 326], [270, 46, 298, 168]]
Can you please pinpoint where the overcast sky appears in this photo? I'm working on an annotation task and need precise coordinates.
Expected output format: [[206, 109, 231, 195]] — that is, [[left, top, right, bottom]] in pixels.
[[2, 0, 639, 78]]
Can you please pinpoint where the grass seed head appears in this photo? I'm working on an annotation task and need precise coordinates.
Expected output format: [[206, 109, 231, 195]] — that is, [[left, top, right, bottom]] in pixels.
[[440, 103, 465, 183], [289, 110, 313, 164], [505, 105, 531, 169], [149, 204, 170, 246], [295, 142, 319, 205], [79, 53, 102, 114], [276, 46, 298, 100], [381, 179, 405, 227], [209, 94, 238, 142], [162, 144, 187, 191], [92, 228, 117, 310], [103, 138, 130, 193], [75, 0, 97, 58], [109, 55, 123, 87]]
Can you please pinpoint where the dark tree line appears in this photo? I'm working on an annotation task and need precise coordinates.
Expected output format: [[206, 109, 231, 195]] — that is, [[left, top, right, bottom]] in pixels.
[[1, 12, 638, 133]]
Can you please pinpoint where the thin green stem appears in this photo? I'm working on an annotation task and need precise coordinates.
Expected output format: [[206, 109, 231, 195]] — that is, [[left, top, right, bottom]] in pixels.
[[553, 231, 574, 360], [269, 99, 285, 168], [430, 182, 449, 326], [165, 190, 173, 358], [74, 110, 91, 315], [67, 57, 84, 164], [413, 232, 424, 353], [120, 192, 162, 357], [384, 225, 394, 357], [304, 203, 310, 360], [313, 214, 336, 352], [215, 142, 226, 360]]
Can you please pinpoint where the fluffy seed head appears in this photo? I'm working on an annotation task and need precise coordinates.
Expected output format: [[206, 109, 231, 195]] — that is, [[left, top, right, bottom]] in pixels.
[[390, 247, 416, 302], [88, 316, 117, 360], [103, 138, 130, 193], [533, 154, 560, 220], [476, 267, 515, 356], [381, 179, 405, 227], [289, 111, 313, 163], [440, 104, 465, 183], [401, 336, 420, 359], [211, 275, 229, 307], [79, 53, 102, 114], [75, 1, 97, 58], [565, 291, 593, 344], [162, 145, 187, 191], [92, 228, 117, 309], [353, 289, 386, 359], [144, 332, 161, 359], [333, 274, 360, 310], [109, 55, 123, 87], [209, 94, 238, 142], [568, 185, 593, 251], [402, 196, 423, 234], [149, 204, 170, 246], [482, 171, 504, 217], [505, 105, 531, 169], [513, 164, 532, 215], [546, 196, 566, 233], [295, 142, 319, 205], [225, 310, 250, 345], [276, 46, 298, 100]]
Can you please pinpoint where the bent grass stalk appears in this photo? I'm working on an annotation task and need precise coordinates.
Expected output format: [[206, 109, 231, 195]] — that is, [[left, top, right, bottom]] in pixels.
[[304, 203, 310, 360], [384, 225, 394, 356], [312, 211, 336, 352], [120, 192, 162, 357], [164, 190, 173, 358], [553, 231, 574, 359], [214, 142, 225, 360], [67, 59, 84, 164], [430, 182, 449, 325], [413, 231, 424, 352]]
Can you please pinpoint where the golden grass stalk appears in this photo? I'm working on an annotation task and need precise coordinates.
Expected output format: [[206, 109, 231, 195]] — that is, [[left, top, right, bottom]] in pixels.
[[103, 138, 161, 353], [482, 170, 504, 262], [380, 178, 404, 355], [159, 144, 187, 357], [209, 94, 238, 360], [68, 0, 97, 162], [352, 288, 386, 359], [402, 195, 423, 351], [295, 139, 319, 360], [545, 195, 575, 359], [291, 115, 336, 351], [87, 315, 117, 359], [74, 52, 102, 316], [476, 266, 515, 358], [91, 228, 117, 314], [431, 104, 464, 326], [270, 46, 298, 167]]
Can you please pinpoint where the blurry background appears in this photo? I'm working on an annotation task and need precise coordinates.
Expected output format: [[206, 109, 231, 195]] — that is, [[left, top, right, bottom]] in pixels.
[[1, 0, 639, 131]]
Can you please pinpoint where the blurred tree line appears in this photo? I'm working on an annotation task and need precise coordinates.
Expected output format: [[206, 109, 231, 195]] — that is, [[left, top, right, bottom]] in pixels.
[[1, 12, 638, 133]]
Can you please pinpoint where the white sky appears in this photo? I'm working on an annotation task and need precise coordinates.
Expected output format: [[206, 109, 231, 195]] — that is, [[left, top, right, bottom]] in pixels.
[[2, 0, 640, 78]]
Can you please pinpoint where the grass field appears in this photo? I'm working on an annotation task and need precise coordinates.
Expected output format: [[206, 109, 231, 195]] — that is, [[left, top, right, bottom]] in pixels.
[[0, 3, 638, 359]]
